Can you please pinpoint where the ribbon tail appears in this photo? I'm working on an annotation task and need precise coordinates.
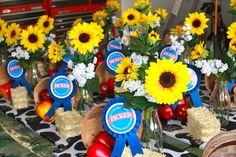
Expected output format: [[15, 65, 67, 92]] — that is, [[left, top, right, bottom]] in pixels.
[[13, 80, 20, 88], [63, 100, 72, 111], [45, 101, 62, 118], [59, 62, 67, 72], [127, 133, 143, 156], [20, 77, 32, 92], [111, 136, 126, 157], [228, 80, 235, 93], [190, 91, 203, 107]]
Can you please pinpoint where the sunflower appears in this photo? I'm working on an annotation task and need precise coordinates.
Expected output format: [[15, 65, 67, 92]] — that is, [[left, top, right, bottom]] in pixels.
[[48, 43, 63, 63], [72, 18, 83, 26], [106, 0, 120, 11], [134, 0, 151, 13], [4, 23, 21, 46], [230, 0, 236, 10], [145, 58, 190, 104], [0, 19, 7, 38], [37, 15, 54, 34], [190, 41, 208, 60], [92, 10, 108, 27], [227, 22, 236, 39], [155, 8, 168, 20], [115, 57, 140, 85], [138, 12, 159, 25], [114, 18, 124, 28], [229, 38, 236, 54], [68, 22, 103, 55], [185, 12, 209, 35], [20, 25, 45, 53], [122, 8, 140, 26], [169, 24, 184, 36], [148, 30, 160, 44]]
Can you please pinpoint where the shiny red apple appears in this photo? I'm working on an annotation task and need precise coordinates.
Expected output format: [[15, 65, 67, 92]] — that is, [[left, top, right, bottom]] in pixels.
[[175, 103, 189, 122], [49, 69, 56, 76], [36, 100, 54, 122], [93, 131, 115, 149], [87, 143, 111, 157], [100, 82, 110, 97], [0, 81, 13, 100], [40, 89, 53, 101], [95, 52, 104, 68], [158, 105, 175, 121]]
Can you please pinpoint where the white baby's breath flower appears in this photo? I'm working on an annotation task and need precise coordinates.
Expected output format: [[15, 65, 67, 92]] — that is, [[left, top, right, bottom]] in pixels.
[[0, 38, 4, 43], [68, 74, 75, 81], [182, 24, 191, 31], [134, 84, 146, 97], [123, 79, 142, 92], [112, 16, 118, 24], [131, 52, 149, 65]]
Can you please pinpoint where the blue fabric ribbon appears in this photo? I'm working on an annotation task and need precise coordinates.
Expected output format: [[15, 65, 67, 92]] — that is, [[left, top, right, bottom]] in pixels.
[[228, 80, 235, 93], [45, 72, 77, 118], [102, 97, 143, 157]]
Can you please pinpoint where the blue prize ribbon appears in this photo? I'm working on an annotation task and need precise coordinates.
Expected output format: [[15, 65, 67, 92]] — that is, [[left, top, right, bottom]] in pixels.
[[6, 59, 32, 92], [187, 64, 203, 107], [59, 55, 72, 72], [228, 80, 235, 93], [45, 72, 77, 118], [106, 39, 123, 53], [102, 97, 143, 157]]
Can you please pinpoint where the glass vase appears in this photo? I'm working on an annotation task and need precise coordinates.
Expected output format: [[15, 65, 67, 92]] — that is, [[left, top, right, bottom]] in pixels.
[[77, 87, 94, 116], [141, 108, 163, 153], [26, 63, 40, 88], [209, 80, 231, 127]]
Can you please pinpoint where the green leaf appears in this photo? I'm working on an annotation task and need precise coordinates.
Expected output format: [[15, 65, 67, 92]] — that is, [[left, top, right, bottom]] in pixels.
[[129, 96, 160, 110], [85, 75, 100, 93], [137, 63, 148, 81]]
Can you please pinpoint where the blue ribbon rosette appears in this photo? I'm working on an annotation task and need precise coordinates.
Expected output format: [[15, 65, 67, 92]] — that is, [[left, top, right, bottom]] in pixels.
[[106, 39, 123, 53], [186, 64, 203, 107], [45, 72, 77, 118], [102, 97, 143, 157], [159, 45, 180, 63], [6, 59, 32, 92]]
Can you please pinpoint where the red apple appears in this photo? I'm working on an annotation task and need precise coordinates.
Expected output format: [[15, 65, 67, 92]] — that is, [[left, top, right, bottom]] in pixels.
[[178, 98, 187, 105], [95, 52, 104, 68], [87, 143, 111, 157], [0, 81, 13, 100], [36, 100, 54, 122], [100, 82, 110, 97], [107, 77, 115, 93], [93, 131, 115, 149], [40, 89, 52, 101], [175, 104, 189, 122], [158, 105, 175, 121], [49, 69, 56, 76]]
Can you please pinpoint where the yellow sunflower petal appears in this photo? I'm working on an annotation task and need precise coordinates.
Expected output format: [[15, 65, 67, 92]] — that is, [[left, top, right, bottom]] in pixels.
[[37, 15, 54, 34], [4, 23, 21, 46]]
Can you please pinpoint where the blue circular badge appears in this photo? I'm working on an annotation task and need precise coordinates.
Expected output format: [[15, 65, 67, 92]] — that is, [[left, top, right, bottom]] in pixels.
[[106, 39, 123, 52], [105, 103, 136, 134], [104, 50, 125, 75], [7, 60, 24, 79], [50, 75, 74, 99], [159, 46, 179, 62], [187, 64, 201, 93]]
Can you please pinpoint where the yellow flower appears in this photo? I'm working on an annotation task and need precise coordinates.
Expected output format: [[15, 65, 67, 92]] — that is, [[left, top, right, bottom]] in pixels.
[[145, 58, 190, 104], [20, 25, 45, 53], [190, 42, 208, 60], [148, 30, 160, 44], [106, 0, 120, 11], [122, 8, 140, 26], [134, 0, 151, 13], [48, 43, 63, 63], [37, 15, 54, 34], [68, 22, 103, 55], [115, 57, 140, 85], [4, 23, 21, 46], [155, 8, 168, 20], [72, 18, 83, 26], [230, 0, 236, 10], [185, 12, 209, 35], [227, 22, 236, 39], [0, 19, 7, 38], [92, 10, 108, 27], [138, 12, 159, 25], [114, 18, 124, 28], [229, 38, 236, 54], [170, 24, 184, 36]]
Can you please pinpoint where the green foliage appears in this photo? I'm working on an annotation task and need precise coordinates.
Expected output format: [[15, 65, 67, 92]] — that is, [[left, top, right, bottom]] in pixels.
[[229, 10, 236, 15], [137, 63, 148, 81], [71, 52, 94, 65], [85, 75, 100, 93], [207, 44, 214, 59]]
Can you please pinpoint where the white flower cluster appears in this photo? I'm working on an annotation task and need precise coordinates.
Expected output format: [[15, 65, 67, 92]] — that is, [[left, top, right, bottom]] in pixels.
[[0, 38, 4, 43], [10, 46, 30, 60], [130, 52, 148, 65], [45, 33, 56, 44], [119, 29, 137, 46], [123, 79, 156, 103], [227, 51, 236, 62], [68, 58, 97, 87], [195, 59, 228, 76], [182, 24, 193, 41]]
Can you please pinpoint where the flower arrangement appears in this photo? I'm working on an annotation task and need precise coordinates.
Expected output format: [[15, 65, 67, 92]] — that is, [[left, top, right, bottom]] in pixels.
[[230, 0, 236, 13]]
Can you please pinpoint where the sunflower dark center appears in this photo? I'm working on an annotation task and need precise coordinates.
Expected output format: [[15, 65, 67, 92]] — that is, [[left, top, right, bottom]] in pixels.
[[124, 67, 131, 75], [192, 19, 201, 28], [79, 33, 90, 43], [233, 43, 236, 47], [28, 34, 38, 43], [11, 30, 16, 38], [159, 72, 176, 88], [43, 21, 49, 27], [128, 14, 135, 20], [151, 34, 156, 38]]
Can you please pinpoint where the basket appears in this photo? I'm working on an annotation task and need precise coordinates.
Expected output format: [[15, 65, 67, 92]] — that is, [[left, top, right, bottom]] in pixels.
[[81, 103, 143, 149]]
